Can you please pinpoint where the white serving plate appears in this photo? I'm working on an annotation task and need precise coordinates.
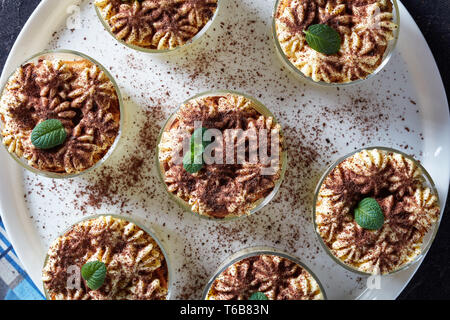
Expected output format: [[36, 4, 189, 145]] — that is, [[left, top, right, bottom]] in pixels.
[[0, 0, 448, 300]]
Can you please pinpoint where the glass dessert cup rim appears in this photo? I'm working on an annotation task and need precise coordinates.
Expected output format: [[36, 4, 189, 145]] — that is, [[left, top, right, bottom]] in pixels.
[[312, 146, 442, 276], [155, 89, 288, 222], [0, 49, 124, 179], [201, 246, 327, 300], [94, 0, 221, 55], [272, 0, 401, 87], [42, 213, 173, 300]]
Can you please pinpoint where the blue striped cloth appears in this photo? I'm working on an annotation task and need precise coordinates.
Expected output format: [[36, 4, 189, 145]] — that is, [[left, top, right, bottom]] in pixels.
[[0, 218, 45, 300]]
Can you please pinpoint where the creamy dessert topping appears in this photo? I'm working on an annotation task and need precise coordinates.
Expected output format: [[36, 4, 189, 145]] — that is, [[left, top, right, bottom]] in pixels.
[[207, 254, 324, 300], [0, 57, 120, 174], [275, 0, 397, 83], [158, 93, 283, 218], [315, 149, 440, 274], [95, 0, 218, 50], [42, 215, 169, 300]]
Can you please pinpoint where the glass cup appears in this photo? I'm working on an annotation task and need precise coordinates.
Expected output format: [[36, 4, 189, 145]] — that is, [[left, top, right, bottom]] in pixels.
[[42, 214, 172, 300], [202, 246, 327, 300], [272, 0, 400, 86], [155, 90, 287, 221], [0, 49, 124, 179], [94, 0, 221, 55], [312, 146, 442, 275]]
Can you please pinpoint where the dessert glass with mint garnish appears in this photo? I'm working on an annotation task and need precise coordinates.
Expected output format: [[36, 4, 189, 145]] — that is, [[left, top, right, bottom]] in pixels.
[[0, 50, 123, 178], [313, 147, 441, 275], [42, 215, 171, 300], [95, 0, 220, 54], [202, 247, 326, 300], [156, 90, 287, 220], [273, 0, 400, 85]]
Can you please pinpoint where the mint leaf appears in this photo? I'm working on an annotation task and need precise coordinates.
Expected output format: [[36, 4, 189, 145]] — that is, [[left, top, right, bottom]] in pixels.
[[31, 119, 67, 150], [81, 261, 107, 290], [191, 127, 214, 152], [183, 127, 212, 174], [304, 24, 341, 55], [183, 149, 204, 174], [354, 198, 384, 230], [249, 292, 269, 300]]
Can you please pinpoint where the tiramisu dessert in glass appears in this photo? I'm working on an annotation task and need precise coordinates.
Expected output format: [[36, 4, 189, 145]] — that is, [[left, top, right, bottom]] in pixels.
[[314, 147, 441, 275], [0, 50, 122, 178], [203, 247, 325, 300], [95, 0, 219, 53], [42, 215, 170, 300], [273, 0, 399, 84], [157, 91, 286, 220]]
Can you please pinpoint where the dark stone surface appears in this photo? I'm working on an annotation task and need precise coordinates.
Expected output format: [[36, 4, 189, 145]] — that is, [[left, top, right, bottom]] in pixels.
[[0, 0, 449, 300]]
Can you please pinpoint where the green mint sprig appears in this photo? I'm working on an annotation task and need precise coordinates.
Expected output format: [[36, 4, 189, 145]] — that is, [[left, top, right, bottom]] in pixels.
[[81, 261, 107, 290], [249, 292, 269, 300], [31, 119, 67, 150], [183, 146, 205, 174], [304, 24, 341, 55], [354, 198, 384, 230], [183, 127, 212, 174]]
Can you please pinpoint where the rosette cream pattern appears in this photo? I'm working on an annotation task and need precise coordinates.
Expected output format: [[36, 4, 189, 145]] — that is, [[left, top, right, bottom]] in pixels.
[[42, 216, 169, 300], [95, 0, 218, 50], [315, 149, 440, 274], [0, 58, 120, 174], [207, 254, 324, 300], [275, 0, 398, 83], [158, 94, 283, 219]]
